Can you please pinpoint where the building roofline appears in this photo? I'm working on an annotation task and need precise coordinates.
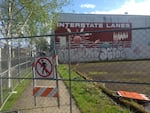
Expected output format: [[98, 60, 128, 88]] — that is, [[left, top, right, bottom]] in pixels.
[[59, 12, 150, 17]]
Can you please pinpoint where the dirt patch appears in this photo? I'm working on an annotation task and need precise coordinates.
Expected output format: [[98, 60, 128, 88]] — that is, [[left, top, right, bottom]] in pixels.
[[74, 61, 150, 96]]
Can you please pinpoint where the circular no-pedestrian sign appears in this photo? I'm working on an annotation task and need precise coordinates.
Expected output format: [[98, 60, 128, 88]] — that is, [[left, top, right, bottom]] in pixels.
[[35, 57, 53, 78]]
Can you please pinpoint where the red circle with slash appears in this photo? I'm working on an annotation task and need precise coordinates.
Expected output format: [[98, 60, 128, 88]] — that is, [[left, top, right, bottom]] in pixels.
[[35, 57, 53, 78]]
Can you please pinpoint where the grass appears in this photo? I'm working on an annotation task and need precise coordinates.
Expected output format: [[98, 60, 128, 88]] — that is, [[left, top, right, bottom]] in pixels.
[[58, 64, 130, 113], [1, 72, 32, 111], [73, 62, 149, 113], [2, 89, 10, 100]]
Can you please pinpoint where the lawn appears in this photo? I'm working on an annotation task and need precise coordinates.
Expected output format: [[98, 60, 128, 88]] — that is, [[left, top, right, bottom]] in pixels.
[[58, 65, 130, 113], [1, 72, 32, 111]]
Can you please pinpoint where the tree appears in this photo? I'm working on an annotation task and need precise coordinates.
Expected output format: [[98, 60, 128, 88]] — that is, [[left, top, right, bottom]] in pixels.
[[35, 37, 49, 52], [0, 0, 68, 37], [0, 0, 69, 56], [0, 0, 69, 89]]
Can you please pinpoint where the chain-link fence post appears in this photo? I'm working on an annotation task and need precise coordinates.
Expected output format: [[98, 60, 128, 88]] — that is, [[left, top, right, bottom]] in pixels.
[[17, 41, 21, 83], [0, 48, 1, 106], [0, 48, 1, 73], [26, 48, 28, 72], [67, 35, 72, 113], [0, 74, 3, 106], [7, 40, 12, 90]]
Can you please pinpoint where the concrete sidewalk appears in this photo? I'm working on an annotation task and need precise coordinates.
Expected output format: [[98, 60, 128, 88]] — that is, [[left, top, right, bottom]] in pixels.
[[11, 80, 81, 113]]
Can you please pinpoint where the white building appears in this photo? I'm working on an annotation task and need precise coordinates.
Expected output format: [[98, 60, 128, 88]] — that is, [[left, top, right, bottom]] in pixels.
[[55, 13, 150, 63]]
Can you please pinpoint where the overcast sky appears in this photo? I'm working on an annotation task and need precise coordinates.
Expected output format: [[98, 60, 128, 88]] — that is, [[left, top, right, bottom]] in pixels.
[[63, 0, 150, 15]]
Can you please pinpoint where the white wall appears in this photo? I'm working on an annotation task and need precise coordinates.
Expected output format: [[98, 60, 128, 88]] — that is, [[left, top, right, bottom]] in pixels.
[[56, 13, 150, 62]]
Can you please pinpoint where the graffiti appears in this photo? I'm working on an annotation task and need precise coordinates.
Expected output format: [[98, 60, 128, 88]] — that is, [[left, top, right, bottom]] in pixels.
[[57, 46, 126, 62], [99, 47, 126, 60]]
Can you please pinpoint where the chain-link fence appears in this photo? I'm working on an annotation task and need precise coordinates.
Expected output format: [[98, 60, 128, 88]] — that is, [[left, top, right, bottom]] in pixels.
[[0, 38, 32, 110], [55, 26, 150, 113], [0, 26, 150, 113]]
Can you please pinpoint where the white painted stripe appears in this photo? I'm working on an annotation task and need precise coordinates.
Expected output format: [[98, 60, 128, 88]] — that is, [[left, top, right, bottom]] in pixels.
[[33, 87, 58, 97], [34, 87, 45, 96], [48, 87, 58, 97]]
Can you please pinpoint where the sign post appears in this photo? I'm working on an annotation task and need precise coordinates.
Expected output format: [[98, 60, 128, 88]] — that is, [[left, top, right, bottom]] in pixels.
[[32, 56, 59, 107]]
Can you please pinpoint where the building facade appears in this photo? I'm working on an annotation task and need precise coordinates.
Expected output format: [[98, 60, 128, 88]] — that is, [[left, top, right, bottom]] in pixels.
[[55, 13, 150, 63]]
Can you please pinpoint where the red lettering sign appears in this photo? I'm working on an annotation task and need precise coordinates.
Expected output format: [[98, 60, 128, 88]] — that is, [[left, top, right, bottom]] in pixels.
[[55, 22, 132, 48]]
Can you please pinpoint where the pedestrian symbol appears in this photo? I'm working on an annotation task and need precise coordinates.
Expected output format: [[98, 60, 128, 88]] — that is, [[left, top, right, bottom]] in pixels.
[[41, 59, 48, 74], [35, 57, 53, 78]]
